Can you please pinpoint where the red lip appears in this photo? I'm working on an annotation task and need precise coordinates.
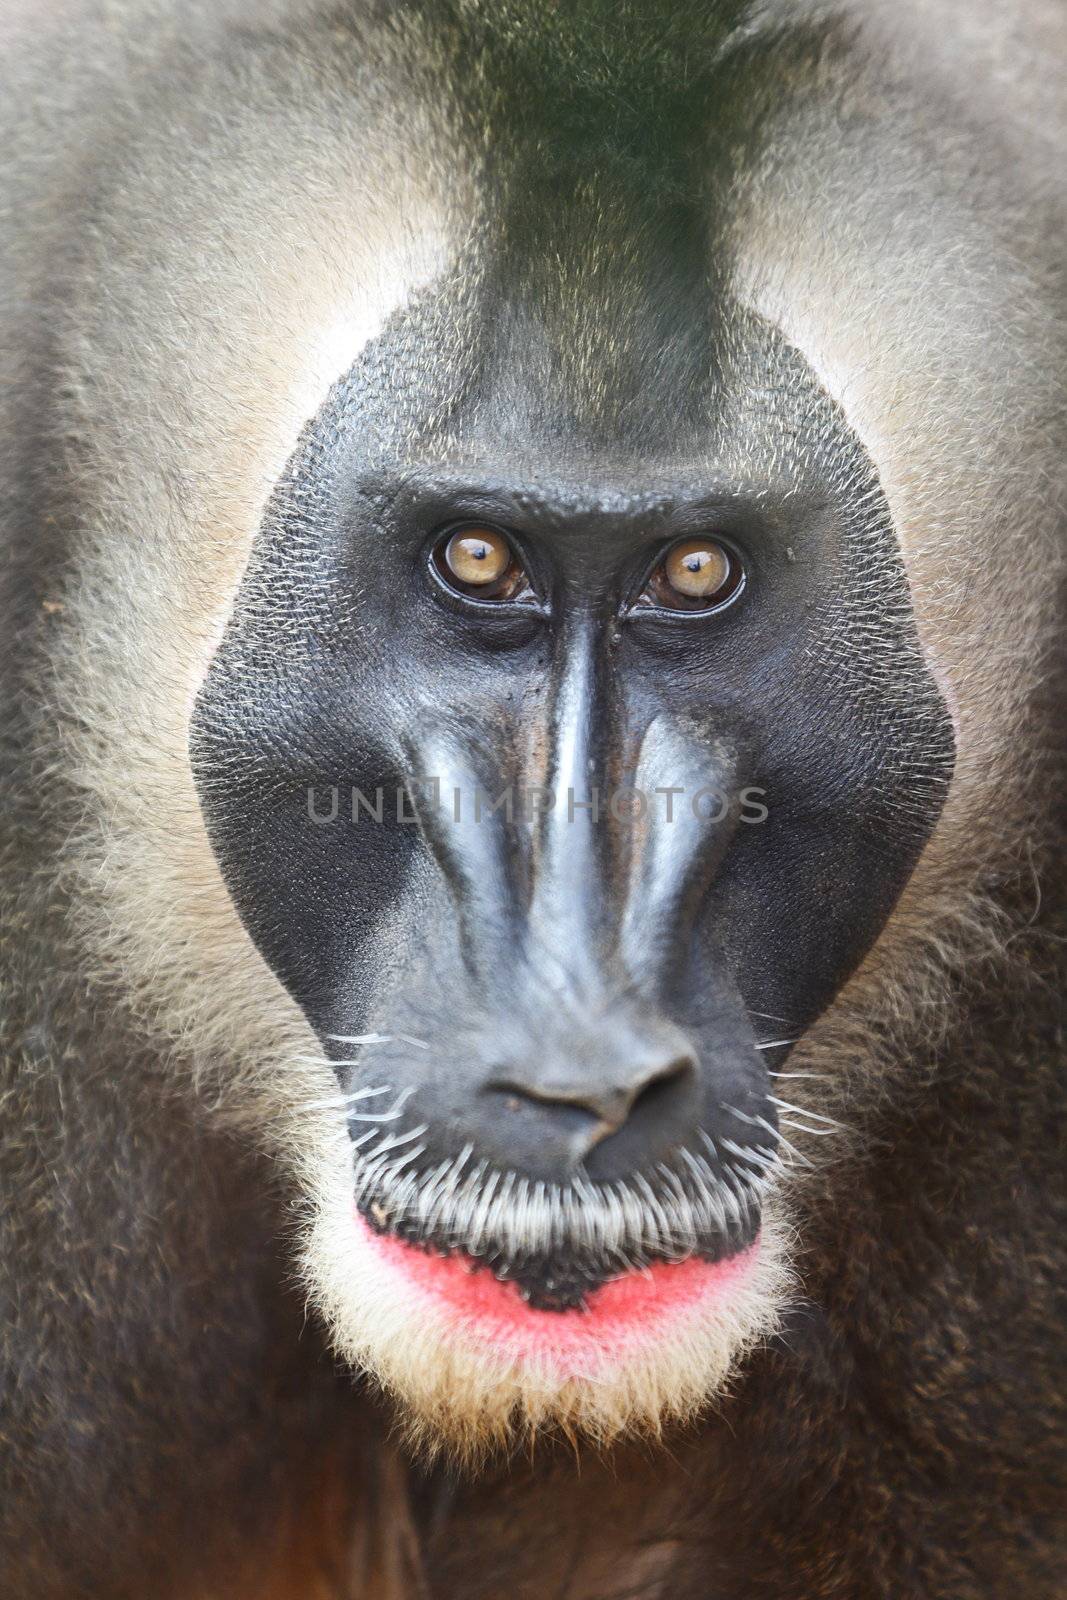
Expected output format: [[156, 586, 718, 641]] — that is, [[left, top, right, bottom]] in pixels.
[[355, 1214, 760, 1371]]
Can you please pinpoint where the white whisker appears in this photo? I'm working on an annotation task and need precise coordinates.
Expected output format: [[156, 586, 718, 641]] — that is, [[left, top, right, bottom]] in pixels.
[[326, 1032, 393, 1046], [779, 1119, 840, 1137], [294, 1056, 374, 1069], [368, 1123, 429, 1157], [348, 1085, 415, 1125], [722, 1104, 815, 1170], [768, 1096, 845, 1130], [379, 1144, 426, 1175]]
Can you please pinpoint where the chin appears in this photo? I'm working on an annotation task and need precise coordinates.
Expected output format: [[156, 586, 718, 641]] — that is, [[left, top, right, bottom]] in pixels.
[[305, 1155, 791, 1465]]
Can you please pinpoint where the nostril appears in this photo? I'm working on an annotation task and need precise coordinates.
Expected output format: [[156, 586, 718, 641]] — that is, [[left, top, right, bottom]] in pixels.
[[627, 1056, 694, 1127]]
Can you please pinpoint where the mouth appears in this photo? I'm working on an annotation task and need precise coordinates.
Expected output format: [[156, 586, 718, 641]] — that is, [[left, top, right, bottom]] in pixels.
[[353, 1124, 765, 1300], [350, 1124, 768, 1373], [355, 1215, 763, 1376]]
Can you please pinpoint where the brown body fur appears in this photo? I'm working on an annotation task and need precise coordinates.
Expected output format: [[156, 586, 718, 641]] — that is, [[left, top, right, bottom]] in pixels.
[[1, 1, 1064, 1595]]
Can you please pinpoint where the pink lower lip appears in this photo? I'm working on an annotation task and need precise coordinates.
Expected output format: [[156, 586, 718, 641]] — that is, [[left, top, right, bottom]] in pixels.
[[355, 1215, 758, 1365]]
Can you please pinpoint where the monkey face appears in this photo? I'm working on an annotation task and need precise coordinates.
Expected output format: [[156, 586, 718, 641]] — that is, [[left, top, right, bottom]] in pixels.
[[190, 287, 953, 1451]]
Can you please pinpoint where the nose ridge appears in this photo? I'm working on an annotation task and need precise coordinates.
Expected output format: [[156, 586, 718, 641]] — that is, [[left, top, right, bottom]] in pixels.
[[402, 719, 523, 968], [620, 715, 740, 982], [525, 616, 612, 968]]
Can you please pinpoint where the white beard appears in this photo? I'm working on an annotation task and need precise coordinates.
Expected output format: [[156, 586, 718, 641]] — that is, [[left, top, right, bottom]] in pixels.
[[303, 1132, 793, 1465]]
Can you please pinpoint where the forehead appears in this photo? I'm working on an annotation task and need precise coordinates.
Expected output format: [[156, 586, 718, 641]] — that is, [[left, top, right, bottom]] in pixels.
[[290, 256, 871, 523]]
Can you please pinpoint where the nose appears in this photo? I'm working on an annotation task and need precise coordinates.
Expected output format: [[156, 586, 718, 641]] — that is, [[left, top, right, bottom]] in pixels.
[[492, 1052, 693, 1132], [485, 1032, 699, 1168], [479, 1004, 703, 1184]]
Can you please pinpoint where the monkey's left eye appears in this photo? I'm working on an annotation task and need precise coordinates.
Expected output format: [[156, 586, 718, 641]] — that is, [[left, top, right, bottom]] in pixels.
[[430, 524, 537, 605], [633, 537, 745, 614]]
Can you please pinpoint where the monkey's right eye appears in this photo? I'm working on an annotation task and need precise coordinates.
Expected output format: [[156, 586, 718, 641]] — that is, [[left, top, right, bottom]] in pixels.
[[430, 524, 537, 606]]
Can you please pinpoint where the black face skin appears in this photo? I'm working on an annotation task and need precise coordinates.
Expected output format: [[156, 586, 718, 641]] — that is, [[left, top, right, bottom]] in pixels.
[[190, 244, 954, 1308]]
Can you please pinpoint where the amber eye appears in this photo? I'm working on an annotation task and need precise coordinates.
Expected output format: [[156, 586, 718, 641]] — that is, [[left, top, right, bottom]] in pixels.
[[444, 527, 510, 585], [636, 537, 744, 613], [431, 524, 536, 604]]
